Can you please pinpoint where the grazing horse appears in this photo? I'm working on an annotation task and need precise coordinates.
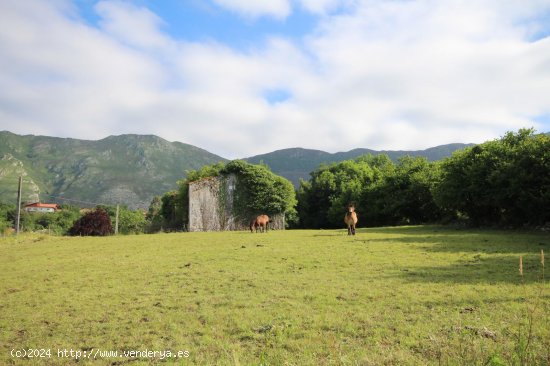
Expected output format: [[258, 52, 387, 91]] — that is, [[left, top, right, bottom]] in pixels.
[[250, 214, 270, 233], [249, 218, 258, 233], [344, 205, 358, 235]]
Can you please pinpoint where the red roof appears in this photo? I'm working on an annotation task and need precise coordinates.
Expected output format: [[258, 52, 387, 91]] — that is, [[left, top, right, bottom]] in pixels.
[[24, 203, 60, 209]]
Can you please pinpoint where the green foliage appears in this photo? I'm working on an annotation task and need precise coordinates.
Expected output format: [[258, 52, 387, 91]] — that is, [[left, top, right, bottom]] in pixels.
[[12, 205, 81, 235], [245, 143, 472, 187], [159, 191, 183, 231], [0, 203, 15, 234], [145, 196, 163, 232], [363, 156, 444, 226], [298, 129, 549, 229], [161, 160, 297, 231], [435, 129, 550, 227], [98, 205, 148, 234], [297, 157, 376, 228], [221, 160, 297, 221], [298, 154, 442, 228]]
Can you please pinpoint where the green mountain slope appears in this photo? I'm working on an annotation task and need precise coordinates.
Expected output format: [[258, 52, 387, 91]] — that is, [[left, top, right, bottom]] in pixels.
[[0, 131, 226, 209], [0, 131, 476, 208], [245, 143, 473, 187]]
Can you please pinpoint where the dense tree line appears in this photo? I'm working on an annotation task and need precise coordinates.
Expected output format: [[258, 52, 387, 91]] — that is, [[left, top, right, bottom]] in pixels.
[[298, 129, 549, 228], [297, 154, 443, 228]]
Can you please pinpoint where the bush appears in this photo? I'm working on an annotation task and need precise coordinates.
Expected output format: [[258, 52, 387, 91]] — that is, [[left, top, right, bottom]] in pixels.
[[69, 208, 113, 236], [435, 129, 550, 227], [97, 205, 148, 234]]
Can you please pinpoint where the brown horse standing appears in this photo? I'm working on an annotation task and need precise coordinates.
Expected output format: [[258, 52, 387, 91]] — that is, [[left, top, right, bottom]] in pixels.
[[250, 214, 270, 233], [344, 205, 358, 235]]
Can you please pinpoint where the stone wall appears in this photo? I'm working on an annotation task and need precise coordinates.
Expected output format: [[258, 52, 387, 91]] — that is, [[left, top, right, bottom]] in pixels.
[[188, 176, 222, 232], [188, 174, 285, 232]]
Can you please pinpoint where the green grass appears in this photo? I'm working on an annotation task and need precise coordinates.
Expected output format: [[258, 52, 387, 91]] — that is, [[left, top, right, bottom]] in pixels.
[[1, 226, 549, 365]]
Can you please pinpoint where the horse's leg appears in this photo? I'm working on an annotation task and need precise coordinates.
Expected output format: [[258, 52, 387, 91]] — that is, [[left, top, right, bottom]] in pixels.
[[352, 224, 356, 235], [347, 224, 351, 235]]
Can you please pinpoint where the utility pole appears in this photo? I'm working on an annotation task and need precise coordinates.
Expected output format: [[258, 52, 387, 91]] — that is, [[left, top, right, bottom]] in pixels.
[[15, 176, 22, 234], [115, 204, 119, 235]]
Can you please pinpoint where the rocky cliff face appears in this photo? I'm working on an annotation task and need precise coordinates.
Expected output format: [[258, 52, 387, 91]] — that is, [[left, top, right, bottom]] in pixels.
[[0, 154, 40, 203]]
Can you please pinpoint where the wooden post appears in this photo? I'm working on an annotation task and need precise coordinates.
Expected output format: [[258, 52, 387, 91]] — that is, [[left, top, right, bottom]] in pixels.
[[15, 176, 22, 234], [115, 204, 119, 235]]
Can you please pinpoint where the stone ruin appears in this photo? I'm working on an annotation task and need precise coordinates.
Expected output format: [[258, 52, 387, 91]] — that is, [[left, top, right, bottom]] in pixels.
[[188, 174, 285, 232]]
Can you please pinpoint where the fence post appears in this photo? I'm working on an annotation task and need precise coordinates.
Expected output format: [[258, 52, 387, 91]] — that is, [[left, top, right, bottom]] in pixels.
[[15, 176, 22, 234]]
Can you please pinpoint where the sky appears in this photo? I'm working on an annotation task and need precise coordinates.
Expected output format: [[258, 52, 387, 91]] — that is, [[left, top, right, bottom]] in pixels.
[[0, 0, 549, 159]]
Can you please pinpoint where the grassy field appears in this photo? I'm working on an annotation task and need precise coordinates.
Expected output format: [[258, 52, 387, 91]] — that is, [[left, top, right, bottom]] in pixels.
[[1, 226, 549, 365]]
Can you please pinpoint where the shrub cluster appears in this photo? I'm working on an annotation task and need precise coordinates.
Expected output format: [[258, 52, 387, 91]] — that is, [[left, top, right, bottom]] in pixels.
[[69, 208, 113, 236]]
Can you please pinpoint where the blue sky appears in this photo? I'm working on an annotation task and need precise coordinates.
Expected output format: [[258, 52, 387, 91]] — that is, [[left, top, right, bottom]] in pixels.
[[1, 0, 549, 158], [76, 0, 320, 48]]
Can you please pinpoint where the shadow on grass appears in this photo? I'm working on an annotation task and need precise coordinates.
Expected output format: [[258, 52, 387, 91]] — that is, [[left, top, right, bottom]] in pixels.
[[362, 225, 550, 255], [396, 254, 546, 285], [354, 225, 549, 285]]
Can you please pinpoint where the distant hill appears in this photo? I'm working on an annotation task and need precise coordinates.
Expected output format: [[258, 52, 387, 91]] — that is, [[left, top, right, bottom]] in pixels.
[[245, 143, 473, 187], [0, 131, 475, 209], [0, 131, 226, 209]]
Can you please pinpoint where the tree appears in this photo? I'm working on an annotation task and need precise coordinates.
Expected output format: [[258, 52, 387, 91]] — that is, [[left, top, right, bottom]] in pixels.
[[434, 128, 550, 226], [146, 196, 163, 232], [98, 205, 147, 234], [297, 154, 443, 228], [222, 160, 297, 222], [297, 155, 380, 228], [363, 156, 443, 225], [69, 208, 113, 236], [0, 203, 15, 234], [159, 191, 183, 231]]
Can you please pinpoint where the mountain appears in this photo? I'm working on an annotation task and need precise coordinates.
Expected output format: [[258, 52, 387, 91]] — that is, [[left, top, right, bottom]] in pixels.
[[0, 131, 226, 209], [245, 143, 473, 187], [0, 131, 474, 209]]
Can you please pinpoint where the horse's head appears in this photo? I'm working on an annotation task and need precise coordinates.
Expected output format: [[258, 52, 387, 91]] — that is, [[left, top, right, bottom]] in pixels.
[[347, 205, 355, 213]]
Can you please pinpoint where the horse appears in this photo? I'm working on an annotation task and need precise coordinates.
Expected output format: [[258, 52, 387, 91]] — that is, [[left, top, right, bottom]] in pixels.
[[250, 214, 270, 233], [344, 205, 358, 235], [249, 218, 258, 233]]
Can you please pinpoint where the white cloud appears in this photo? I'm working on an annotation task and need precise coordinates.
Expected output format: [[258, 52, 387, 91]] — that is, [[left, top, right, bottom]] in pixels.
[[297, 0, 344, 15], [94, 0, 172, 50], [296, 0, 550, 150], [0, 0, 549, 159], [211, 0, 291, 19]]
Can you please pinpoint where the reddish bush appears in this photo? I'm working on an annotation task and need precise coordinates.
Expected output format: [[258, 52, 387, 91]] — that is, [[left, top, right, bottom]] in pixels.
[[70, 208, 113, 236]]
